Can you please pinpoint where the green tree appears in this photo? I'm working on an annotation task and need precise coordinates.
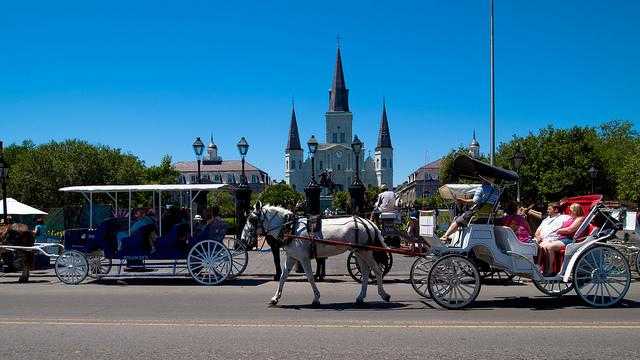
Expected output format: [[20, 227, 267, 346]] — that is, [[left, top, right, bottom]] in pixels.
[[365, 185, 383, 210], [617, 141, 640, 204], [257, 183, 303, 210], [144, 154, 180, 184], [331, 191, 351, 212], [208, 190, 236, 217], [414, 194, 446, 210], [4, 139, 145, 209]]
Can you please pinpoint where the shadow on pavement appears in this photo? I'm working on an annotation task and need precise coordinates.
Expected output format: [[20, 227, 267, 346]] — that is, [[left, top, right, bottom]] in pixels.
[[90, 277, 270, 287], [277, 301, 409, 311], [471, 295, 640, 310]]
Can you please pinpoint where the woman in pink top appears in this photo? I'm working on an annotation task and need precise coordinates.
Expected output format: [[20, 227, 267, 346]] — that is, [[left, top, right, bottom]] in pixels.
[[496, 202, 532, 243]]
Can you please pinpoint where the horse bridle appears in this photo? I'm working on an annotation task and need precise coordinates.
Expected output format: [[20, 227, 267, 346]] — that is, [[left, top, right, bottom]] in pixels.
[[248, 208, 296, 241]]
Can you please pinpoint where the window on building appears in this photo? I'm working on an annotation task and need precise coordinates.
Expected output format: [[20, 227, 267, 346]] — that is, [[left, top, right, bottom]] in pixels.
[[337, 164, 341, 170], [340, 133, 345, 143], [382, 159, 387, 168], [389, 159, 392, 168], [227, 174, 235, 183], [214, 174, 221, 183], [332, 133, 337, 143], [251, 175, 258, 183], [298, 160, 302, 169], [190, 175, 196, 183], [285, 159, 289, 170], [319, 160, 323, 170], [376, 159, 380, 169]]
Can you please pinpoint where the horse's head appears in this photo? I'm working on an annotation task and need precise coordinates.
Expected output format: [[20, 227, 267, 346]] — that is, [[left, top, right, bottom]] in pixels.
[[240, 202, 291, 249]]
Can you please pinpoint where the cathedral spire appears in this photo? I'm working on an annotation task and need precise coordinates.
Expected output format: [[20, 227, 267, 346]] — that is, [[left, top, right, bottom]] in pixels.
[[286, 105, 302, 151], [328, 47, 350, 112], [376, 99, 392, 150]]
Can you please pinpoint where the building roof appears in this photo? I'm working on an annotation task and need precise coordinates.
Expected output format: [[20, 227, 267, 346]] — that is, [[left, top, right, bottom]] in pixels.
[[328, 48, 350, 112], [60, 184, 227, 193], [174, 160, 262, 173], [376, 101, 392, 149], [286, 106, 303, 151]]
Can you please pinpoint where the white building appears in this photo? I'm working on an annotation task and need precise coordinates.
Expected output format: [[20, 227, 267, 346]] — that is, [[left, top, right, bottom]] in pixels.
[[285, 47, 394, 192]]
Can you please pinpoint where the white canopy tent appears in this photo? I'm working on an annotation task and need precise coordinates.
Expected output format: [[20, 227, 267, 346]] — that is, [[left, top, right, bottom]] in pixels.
[[0, 198, 48, 215]]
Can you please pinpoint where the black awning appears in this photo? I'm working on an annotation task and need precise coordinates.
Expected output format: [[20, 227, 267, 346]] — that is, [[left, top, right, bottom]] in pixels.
[[452, 155, 519, 182]]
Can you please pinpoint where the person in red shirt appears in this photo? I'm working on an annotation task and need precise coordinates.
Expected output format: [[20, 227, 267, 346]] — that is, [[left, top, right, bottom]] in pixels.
[[496, 201, 532, 243]]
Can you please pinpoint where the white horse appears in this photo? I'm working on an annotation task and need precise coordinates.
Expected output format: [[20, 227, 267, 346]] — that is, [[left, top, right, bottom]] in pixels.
[[241, 202, 391, 306]]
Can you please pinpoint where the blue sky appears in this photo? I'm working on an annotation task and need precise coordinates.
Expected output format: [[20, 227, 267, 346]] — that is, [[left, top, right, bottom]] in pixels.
[[1, 1, 638, 185]]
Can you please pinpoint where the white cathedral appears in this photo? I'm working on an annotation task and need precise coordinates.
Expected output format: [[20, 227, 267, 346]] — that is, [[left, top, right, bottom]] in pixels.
[[284, 47, 394, 193]]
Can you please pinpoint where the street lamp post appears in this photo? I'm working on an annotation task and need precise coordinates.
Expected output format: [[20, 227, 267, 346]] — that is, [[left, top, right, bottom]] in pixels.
[[305, 136, 321, 215], [0, 141, 9, 224], [192, 137, 205, 184], [235, 137, 252, 241], [510, 146, 526, 204], [349, 135, 365, 215], [588, 165, 598, 194]]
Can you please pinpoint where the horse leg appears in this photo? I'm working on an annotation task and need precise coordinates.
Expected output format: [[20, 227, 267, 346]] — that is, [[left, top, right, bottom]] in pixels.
[[356, 251, 370, 304], [267, 236, 281, 281], [270, 256, 295, 305], [315, 258, 326, 282], [364, 251, 391, 302], [299, 257, 321, 305], [18, 252, 32, 283]]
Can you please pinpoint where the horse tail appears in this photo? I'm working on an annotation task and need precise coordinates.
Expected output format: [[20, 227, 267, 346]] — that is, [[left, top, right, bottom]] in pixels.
[[359, 218, 389, 266]]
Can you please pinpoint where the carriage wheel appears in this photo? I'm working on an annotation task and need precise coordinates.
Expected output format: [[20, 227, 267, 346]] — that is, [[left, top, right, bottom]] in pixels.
[[533, 277, 574, 297], [188, 240, 232, 286], [573, 245, 631, 307], [223, 237, 249, 279], [410, 256, 435, 298], [346, 250, 393, 283], [54, 250, 89, 285], [428, 255, 481, 309], [87, 254, 112, 279]]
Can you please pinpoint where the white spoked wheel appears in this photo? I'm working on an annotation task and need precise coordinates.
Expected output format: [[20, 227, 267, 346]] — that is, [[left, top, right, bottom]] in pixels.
[[428, 255, 481, 309], [87, 253, 112, 279], [573, 245, 631, 307], [533, 277, 574, 297], [223, 237, 249, 279], [410, 256, 435, 298], [54, 250, 89, 285], [346, 250, 393, 283], [188, 240, 232, 286]]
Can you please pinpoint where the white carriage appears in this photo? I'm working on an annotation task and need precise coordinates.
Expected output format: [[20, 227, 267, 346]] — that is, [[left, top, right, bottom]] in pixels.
[[413, 155, 632, 309]]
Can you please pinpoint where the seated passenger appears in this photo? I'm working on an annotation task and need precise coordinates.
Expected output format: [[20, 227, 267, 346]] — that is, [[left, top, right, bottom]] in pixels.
[[496, 201, 532, 243], [537, 203, 583, 275], [440, 176, 498, 241], [371, 184, 399, 223], [202, 206, 227, 243]]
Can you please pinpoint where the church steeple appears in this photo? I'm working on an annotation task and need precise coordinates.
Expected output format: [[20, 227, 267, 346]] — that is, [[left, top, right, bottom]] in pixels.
[[376, 100, 392, 150], [328, 47, 350, 112], [286, 105, 302, 151]]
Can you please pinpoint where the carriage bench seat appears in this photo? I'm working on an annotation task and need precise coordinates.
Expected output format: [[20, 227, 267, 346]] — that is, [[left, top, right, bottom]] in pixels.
[[494, 226, 537, 257]]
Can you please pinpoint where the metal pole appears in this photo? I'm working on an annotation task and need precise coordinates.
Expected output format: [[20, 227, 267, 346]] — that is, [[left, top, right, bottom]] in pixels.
[[489, 0, 496, 165], [89, 192, 93, 229], [516, 181, 521, 204], [355, 152, 360, 182], [128, 190, 132, 235], [311, 155, 315, 183], [241, 156, 246, 184], [1, 141, 7, 224], [197, 160, 202, 184]]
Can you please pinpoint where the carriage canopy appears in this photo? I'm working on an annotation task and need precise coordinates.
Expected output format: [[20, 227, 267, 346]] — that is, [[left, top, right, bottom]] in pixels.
[[452, 155, 519, 183]]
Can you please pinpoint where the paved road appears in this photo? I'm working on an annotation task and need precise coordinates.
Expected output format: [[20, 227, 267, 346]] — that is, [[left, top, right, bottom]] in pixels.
[[1, 252, 640, 359]]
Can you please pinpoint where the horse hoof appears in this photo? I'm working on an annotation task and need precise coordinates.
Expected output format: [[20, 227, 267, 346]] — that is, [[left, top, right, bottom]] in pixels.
[[355, 298, 364, 305], [312, 300, 320, 306], [269, 299, 279, 306], [382, 294, 391, 302], [18, 278, 29, 283]]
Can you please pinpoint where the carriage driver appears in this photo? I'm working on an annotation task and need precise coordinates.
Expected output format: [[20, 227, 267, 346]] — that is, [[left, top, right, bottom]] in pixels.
[[440, 176, 498, 241], [371, 184, 399, 222]]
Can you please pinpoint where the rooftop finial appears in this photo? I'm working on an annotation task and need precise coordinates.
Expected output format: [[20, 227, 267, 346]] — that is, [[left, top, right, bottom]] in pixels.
[[336, 34, 342, 49]]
